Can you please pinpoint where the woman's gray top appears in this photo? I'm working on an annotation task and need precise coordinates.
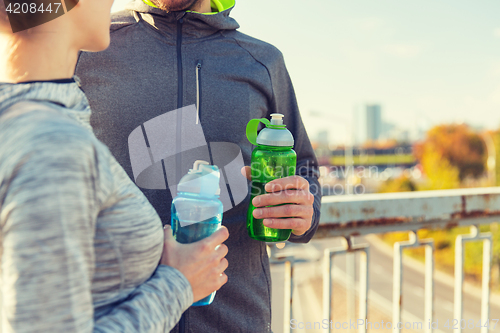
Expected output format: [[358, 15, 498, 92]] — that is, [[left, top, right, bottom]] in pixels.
[[0, 80, 193, 333]]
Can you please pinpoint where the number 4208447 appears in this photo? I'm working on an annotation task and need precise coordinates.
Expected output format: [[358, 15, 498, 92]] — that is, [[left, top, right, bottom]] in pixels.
[[443, 319, 498, 329], [6, 2, 62, 14]]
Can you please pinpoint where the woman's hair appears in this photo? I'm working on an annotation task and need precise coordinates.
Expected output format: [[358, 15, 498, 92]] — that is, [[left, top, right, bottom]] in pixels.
[[0, 3, 9, 35], [0, 1, 59, 34], [0, 1, 11, 33]]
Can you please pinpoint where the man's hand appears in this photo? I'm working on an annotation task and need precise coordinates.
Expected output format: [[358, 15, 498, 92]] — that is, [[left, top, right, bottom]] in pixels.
[[241, 166, 315, 236], [160, 226, 229, 303]]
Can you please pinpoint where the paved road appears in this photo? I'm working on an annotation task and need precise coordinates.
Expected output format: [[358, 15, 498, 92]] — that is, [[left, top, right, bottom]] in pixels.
[[270, 237, 500, 333]]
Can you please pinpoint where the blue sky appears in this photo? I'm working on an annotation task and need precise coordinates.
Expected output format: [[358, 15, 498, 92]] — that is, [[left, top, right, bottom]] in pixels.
[[111, 0, 500, 143]]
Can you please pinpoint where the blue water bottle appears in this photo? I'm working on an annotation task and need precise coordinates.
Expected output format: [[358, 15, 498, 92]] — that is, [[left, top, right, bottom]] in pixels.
[[171, 160, 223, 306]]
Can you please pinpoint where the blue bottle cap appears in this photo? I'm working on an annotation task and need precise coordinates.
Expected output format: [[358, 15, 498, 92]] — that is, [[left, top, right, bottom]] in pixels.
[[177, 160, 221, 196]]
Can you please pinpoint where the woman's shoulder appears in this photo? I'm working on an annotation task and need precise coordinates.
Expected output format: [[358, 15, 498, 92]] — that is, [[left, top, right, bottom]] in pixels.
[[1, 101, 94, 148], [0, 101, 118, 205], [0, 101, 102, 173]]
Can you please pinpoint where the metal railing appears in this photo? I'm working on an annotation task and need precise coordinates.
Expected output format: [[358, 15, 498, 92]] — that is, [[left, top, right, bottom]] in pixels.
[[271, 187, 500, 333]]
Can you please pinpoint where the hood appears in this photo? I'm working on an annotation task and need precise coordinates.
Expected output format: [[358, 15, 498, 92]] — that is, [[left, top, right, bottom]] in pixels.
[[142, 0, 235, 14], [126, 0, 239, 36], [0, 77, 92, 129]]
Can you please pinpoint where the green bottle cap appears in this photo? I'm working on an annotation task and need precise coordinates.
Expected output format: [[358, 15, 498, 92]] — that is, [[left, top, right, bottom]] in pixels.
[[246, 113, 294, 147]]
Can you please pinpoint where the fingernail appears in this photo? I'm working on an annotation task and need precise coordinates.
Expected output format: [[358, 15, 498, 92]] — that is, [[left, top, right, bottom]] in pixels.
[[252, 197, 261, 206], [265, 183, 273, 192], [254, 209, 262, 218], [263, 219, 272, 226]]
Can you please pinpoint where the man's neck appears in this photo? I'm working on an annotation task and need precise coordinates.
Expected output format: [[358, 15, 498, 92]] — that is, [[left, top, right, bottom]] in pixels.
[[188, 0, 212, 14], [0, 33, 76, 83]]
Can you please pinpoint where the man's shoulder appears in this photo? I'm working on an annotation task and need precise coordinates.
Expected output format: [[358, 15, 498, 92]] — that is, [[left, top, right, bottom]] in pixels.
[[110, 9, 138, 33], [226, 30, 285, 68]]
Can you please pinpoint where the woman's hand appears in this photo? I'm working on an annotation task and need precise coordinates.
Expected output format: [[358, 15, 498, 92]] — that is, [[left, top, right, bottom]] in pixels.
[[161, 226, 229, 303]]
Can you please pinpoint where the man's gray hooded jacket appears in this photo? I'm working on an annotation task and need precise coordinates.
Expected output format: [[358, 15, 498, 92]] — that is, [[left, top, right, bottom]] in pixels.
[[76, 1, 321, 332]]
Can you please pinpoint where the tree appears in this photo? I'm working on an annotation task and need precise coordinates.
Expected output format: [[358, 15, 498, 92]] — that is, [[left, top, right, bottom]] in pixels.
[[418, 144, 460, 190], [491, 130, 500, 186], [414, 124, 486, 182], [378, 175, 417, 193]]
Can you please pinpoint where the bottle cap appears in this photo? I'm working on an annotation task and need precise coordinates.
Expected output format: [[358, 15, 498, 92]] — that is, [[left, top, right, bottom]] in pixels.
[[246, 113, 294, 147], [177, 160, 221, 196], [270, 113, 284, 125]]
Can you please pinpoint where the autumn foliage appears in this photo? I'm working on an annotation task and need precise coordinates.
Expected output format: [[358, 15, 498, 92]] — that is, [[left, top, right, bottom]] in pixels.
[[380, 124, 496, 288], [414, 124, 486, 182]]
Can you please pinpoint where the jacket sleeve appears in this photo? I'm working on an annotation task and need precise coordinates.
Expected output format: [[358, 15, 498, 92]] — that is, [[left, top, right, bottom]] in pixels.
[[266, 53, 322, 244], [0, 130, 192, 333]]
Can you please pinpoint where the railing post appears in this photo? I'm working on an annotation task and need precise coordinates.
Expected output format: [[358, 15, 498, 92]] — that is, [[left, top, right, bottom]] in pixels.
[[283, 259, 294, 333], [323, 238, 369, 333], [393, 231, 434, 333], [393, 240, 402, 332], [358, 247, 369, 333], [481, 237, 492, 333], [346, 252, 356, 321], [454, 225, 492, 333], [323, 249, 333, 333], [425, 243, 434, 333], [268, 251, 295, 333], [454, 233, 464, 333]]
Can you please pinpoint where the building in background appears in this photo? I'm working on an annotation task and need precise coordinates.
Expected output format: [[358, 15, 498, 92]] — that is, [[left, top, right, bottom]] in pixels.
[[354, 103, 383, 144], [314, 130, 331, 165], [366, 104, 382, 141], [380, 123, 411, 143]]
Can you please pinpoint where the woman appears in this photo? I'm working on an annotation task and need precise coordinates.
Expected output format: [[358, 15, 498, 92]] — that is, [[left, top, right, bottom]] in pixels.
[[0, 1, 228, 332]]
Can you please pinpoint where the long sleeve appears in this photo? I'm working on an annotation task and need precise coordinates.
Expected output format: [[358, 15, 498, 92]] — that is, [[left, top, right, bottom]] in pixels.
[[266, 53, 322, 244], [230, 35, 322, 243], [93, 265, 192, 332], [0, 113, 192, 333]]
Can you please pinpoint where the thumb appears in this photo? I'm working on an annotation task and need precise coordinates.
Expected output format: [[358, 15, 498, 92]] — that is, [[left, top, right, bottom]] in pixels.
[[241, 166, 251, 181]]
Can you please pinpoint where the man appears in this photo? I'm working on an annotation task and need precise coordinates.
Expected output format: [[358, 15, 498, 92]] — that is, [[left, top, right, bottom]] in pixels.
[[76, 0, 321, 332]]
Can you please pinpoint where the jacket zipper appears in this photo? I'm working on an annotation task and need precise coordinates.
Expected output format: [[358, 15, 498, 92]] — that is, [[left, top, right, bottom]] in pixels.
[[195, 62, 201, 124], [176, 17, 184, 109], [174, 24, 186, 331]]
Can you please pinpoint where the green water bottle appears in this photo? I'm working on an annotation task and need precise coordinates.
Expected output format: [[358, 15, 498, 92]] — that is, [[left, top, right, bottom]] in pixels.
[[246, 113, 297, 242]]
